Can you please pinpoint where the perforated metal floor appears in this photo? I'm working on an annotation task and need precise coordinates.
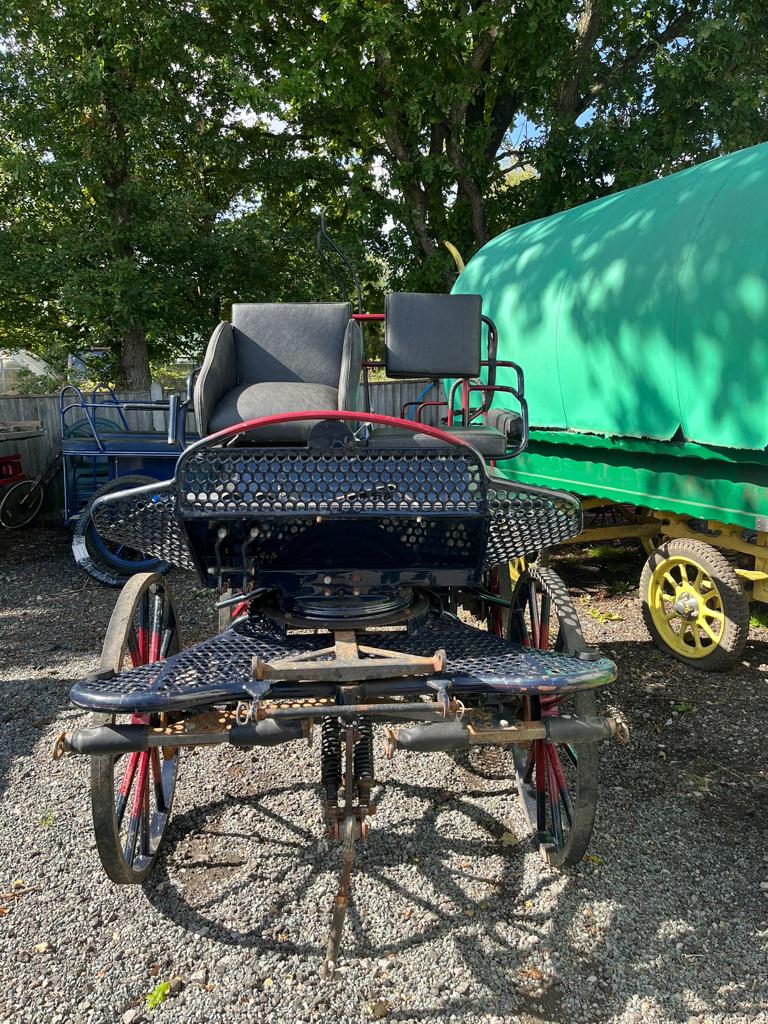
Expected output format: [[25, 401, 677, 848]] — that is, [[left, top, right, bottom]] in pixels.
[[70, 613, 616, 714]]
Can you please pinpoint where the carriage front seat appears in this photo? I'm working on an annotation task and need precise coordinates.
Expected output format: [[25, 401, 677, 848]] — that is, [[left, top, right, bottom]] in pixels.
[[193, 302, 363, 443]]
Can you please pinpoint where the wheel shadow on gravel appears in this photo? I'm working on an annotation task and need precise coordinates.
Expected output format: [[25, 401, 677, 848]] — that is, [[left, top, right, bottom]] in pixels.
[[141, 778, 558, 972]]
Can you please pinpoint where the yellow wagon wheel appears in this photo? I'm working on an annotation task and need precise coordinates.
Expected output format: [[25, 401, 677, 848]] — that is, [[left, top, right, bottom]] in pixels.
[[640, 538, 749, 671]]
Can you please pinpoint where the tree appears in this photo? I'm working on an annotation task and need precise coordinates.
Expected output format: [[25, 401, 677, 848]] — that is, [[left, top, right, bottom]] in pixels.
[[263, 0, 768, 288], [0, 1, 383, 387]]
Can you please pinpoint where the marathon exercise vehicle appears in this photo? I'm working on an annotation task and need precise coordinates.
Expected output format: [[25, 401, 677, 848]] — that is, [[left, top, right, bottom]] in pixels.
[[54, 292, 627, 971]]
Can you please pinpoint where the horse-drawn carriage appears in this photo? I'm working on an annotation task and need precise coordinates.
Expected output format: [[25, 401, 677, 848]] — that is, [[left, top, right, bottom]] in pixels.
[[54, 293, 626, 971]]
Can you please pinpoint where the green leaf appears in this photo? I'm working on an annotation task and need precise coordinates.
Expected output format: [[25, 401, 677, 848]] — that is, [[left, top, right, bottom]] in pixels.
[[146, 981, 171, 1011]]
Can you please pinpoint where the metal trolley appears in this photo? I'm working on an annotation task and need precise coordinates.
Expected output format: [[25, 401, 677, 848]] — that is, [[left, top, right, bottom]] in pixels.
[[54, 301, 627, 971]]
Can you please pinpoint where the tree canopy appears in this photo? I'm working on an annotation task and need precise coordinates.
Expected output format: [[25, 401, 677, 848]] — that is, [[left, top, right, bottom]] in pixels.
[[1, 0, 766, 386]]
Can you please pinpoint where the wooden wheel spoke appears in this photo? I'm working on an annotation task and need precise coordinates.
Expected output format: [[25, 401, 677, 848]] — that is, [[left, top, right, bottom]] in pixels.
[[539, 593, 552, 651], [149, 589, 164, 663], [548, 743, 574, 828], [560, 743, 578, 768], [126, 626, 142, 668], [545, 745, 564, 848], [534, 739, 547, 837], [150, 748, 166, 812], [123, 752, 149, 867], [138, 592, 150, 664], [114, 752, 140, 827], [528, 583, 541, 649], [140, 776, 151, 858], [523, 743, 535, 784]]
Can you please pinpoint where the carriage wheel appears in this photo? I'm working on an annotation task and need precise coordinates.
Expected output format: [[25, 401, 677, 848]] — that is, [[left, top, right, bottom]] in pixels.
[[640, 538, 749, 671], [508, 566, 599, 867], [91, 573, 182, 883]]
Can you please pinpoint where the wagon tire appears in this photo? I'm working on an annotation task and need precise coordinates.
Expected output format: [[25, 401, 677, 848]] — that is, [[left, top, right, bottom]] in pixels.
[[91, 573, 182, 883], [640, 538, 749, 672], [72, 475, 168, 587]]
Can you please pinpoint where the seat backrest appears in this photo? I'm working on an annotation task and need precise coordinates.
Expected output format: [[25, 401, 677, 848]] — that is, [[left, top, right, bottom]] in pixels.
[[384, 292, 482, 379], [232, 302, 352, 385]]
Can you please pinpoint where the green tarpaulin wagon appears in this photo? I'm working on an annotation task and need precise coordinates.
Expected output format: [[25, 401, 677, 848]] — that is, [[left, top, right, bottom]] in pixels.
[[453, 142, 768, 671]]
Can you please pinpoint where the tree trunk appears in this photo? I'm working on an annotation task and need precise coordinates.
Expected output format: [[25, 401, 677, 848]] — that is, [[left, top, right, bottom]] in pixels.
[[121, 324, 151, 389]]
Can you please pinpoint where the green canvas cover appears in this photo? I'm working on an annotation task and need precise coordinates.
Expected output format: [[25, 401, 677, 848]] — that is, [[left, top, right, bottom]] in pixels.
[[453, 142, 768, 451]]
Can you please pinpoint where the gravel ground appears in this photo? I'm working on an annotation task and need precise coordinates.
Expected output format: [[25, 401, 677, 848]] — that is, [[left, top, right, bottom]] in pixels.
[[1, 526, 767, 1024]]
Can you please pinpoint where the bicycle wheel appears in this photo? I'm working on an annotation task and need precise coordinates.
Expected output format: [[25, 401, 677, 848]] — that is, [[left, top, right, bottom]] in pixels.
[[0, 479, 44, 530]]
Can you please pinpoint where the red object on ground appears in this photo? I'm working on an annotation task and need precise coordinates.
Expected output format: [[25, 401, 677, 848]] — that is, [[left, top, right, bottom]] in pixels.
[[0, 454, 24, 489]]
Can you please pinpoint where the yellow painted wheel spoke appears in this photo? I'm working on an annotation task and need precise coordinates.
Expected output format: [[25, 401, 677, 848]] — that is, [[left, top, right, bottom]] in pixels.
[[702, 607, 724, 622], [699, 618, 720, 643]]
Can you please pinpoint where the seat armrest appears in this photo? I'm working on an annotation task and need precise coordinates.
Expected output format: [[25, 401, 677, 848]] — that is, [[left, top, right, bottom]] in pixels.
[[194, 322, 236, 435], [485, 407, 523, 440], [338, 318, 363, 411]]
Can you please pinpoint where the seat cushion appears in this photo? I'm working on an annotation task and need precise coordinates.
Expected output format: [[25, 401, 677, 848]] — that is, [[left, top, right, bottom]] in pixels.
[[207, 382, 340, 443], [368, 423, 506, 457]]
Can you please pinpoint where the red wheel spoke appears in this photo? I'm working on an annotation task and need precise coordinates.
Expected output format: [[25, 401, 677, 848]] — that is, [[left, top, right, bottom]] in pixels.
[[149, 590, 163, 662], [137, 593, 150, 664], [114, 752, 139, 827], [140, 775, 151, 857], [124, 752, 149, 866], [127, 627, 142, 667], [548, 744, 574, 827], [150, 748, 166, 812]]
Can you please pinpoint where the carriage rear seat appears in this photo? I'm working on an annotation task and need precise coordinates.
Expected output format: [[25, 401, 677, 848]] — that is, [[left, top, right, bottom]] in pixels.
[[193, 302, 363, 444]]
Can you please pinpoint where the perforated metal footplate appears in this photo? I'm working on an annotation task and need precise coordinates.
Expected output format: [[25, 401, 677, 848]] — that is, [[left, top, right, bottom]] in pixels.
[[70, 614, 616, 714], [91, 452, 583, 576]]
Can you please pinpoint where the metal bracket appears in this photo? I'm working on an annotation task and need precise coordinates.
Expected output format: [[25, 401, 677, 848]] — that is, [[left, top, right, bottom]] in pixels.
[[252, 630, 446, 684]]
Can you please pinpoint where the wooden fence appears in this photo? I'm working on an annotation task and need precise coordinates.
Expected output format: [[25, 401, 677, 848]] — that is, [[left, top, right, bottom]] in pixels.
[[0, 378, 444, 521]]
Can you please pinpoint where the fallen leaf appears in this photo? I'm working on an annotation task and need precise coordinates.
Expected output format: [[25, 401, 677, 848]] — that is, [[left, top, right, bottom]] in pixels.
[[262, 978, 274, 989], [585, 854, 604, 865], [0, 907, 7, 917], [521, 967, 543, 980], [369, 1000, 389, 1019], [500, 831, 518, 847], [33, 942, 52, 953]]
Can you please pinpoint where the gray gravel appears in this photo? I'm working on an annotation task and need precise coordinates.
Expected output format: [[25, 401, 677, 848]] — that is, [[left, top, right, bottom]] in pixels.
[[1, 526, 767, 1024]]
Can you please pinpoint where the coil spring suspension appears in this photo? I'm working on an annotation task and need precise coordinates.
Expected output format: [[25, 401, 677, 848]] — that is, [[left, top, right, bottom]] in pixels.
[[321, 718, 342, 802], [354, 715, 374, 805]]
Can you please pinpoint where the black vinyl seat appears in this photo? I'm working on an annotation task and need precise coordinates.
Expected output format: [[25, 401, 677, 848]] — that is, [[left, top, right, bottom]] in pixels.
[[194, 302, 363, 443], [380, 291, 513, 456], [368, 423, 508, 457]]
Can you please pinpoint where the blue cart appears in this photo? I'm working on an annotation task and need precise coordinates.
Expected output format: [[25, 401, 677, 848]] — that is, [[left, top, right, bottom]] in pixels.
[[59, 381, 198, 584]]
